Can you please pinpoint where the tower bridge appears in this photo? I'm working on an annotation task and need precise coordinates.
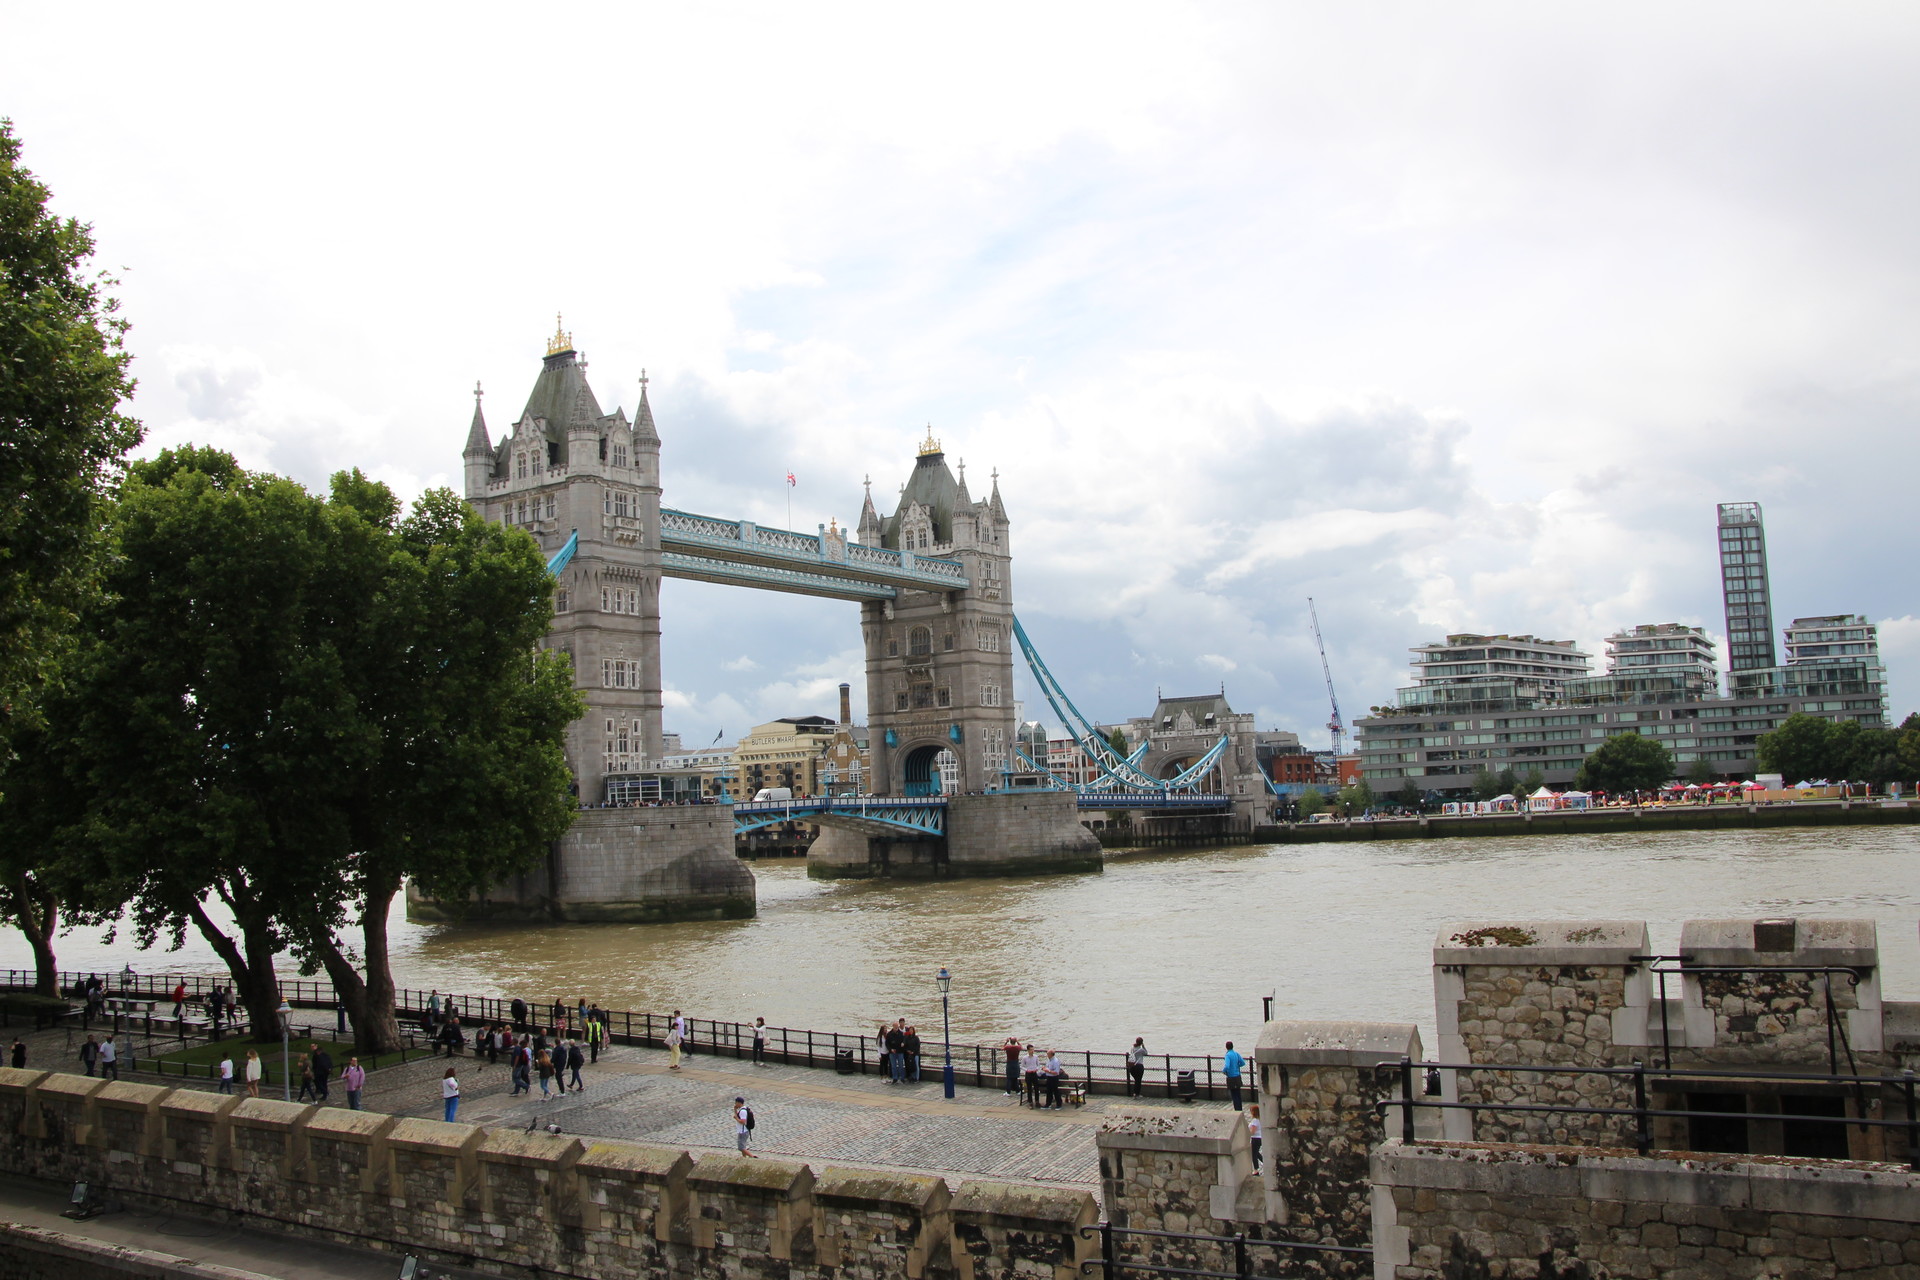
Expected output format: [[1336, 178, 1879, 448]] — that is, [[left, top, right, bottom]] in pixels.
[[413, 322, 1103, 922]]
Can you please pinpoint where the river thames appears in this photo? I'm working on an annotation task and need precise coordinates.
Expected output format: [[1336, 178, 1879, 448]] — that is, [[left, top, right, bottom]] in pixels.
[[7, 826, 1918, 1054]]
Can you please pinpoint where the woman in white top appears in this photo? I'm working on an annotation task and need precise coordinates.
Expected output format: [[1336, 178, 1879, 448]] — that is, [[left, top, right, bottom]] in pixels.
[[243, 1050, 262, 1097], [441, 1068, 460, 1122]]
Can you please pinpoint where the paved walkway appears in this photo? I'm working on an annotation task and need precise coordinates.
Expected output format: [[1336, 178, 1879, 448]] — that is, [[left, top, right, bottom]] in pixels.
[[7, 1022, 1231, 1191]]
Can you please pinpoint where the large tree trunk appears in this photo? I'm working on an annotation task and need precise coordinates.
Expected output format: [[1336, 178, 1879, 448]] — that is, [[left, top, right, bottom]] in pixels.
[[7, 874, 60, 996], [188, 896, 284, 1044], [308, 875, 404, 1054]]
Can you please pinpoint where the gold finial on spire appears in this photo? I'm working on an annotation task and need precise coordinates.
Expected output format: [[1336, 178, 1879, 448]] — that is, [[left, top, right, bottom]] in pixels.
[[917, 423, 942, 456], [546, 313, 574, 356], [829, 516, 840, 536]]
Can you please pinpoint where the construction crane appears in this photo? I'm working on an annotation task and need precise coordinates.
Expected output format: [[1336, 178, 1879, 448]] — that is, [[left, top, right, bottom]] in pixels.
[[1307, 597, 1345, 756]]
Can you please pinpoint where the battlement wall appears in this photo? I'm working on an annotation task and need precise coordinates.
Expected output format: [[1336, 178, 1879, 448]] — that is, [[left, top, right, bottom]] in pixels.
[[0, 1069, 1095, 1280]]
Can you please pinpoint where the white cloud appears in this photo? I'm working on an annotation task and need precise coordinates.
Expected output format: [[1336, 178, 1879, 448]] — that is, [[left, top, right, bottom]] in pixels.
[[5, 4, 1917, 747]]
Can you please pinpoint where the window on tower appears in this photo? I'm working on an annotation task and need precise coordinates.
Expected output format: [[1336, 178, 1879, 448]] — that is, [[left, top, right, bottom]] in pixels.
[[909, 626, 932, 657]]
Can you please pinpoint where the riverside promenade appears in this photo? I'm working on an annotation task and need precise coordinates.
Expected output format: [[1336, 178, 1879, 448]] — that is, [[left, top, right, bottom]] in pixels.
[[1, 1021, 1229, 1191]]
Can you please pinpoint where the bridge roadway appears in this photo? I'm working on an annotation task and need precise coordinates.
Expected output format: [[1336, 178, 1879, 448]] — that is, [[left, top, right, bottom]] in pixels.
[[658, 507, 970, 601], [732, 791, 1233, 838]]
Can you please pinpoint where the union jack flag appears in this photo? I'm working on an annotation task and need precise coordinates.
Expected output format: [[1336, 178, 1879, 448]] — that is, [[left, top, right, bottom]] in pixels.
[[786, 472, 796, 487]]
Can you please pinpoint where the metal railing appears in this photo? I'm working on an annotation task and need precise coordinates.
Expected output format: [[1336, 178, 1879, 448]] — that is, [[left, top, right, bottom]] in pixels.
[[2, 969, 1248, 1101], [1079, 1223, 1371, 1279], [1372, 1055, 1920, 1170], [1631, 954, 1865, 1074]]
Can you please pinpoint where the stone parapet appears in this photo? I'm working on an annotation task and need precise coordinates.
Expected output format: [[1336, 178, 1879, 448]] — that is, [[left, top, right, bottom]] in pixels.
[[1371, 1137, 1920, 1279], [0, 1068, 1098, 1280]]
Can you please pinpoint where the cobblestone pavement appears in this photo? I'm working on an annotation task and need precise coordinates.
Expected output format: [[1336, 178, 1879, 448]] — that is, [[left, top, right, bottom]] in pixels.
[[7, 1023, 1233, 1191]]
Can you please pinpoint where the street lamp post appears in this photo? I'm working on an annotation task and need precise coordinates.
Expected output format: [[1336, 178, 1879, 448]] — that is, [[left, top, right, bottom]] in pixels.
[[277, 1000, 293, 1102], [936, 967, 955, 1100]]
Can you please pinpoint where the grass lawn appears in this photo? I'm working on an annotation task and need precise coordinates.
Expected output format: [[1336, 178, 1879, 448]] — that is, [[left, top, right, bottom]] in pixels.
[[140, 1036, 424, 1081]]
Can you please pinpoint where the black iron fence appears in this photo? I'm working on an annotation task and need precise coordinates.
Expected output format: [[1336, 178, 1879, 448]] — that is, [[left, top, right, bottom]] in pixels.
[[2, 967, 1247, 1101], [1078, 1222, 1371, 1279], [1373, 1055, 1920, 1170]]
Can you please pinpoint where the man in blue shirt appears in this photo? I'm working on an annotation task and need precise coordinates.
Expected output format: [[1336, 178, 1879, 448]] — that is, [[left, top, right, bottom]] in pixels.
[[1222, 1041, 1245, 1111]]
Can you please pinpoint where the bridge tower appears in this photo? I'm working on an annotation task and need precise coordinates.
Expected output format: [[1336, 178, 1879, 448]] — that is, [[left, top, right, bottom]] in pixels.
[[856, 430, 1017, 797], [463, 319, 664, 803]]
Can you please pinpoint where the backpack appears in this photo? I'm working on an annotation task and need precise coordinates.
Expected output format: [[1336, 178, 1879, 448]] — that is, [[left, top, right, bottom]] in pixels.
[[744, 1107, 756, 1132]]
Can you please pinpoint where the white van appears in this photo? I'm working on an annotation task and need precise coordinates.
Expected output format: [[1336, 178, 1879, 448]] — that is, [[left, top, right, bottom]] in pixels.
[[752, 787, 794, 803]]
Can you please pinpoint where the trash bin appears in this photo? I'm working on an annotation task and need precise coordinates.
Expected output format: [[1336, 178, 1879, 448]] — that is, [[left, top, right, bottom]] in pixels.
[[1175, 1070, 1197, 1102], [835, 1048, 856, 1074]]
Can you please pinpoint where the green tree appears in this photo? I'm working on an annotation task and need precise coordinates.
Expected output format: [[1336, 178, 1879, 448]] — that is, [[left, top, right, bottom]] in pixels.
[[1686, 756, 1717, 786], [1756, 714, 1844, 783], [0, 724, 124, 994], [1575, 732, 1673, 795], [1296, 786, 1326, 818], [1471, 768, 1501, 801], [295, 486, 580, 1052], [1518, 766, 1546, 796], [1496, 767, 1518, 797], [1395, 779, 1422, 812], [1335, 780, 1373, 816], [0, 121, 144, 984], [1107, 727, 1130, 757], [1899, 713, 1920, 783]]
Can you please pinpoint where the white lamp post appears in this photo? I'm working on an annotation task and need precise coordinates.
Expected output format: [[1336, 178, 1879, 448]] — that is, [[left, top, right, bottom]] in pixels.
[[277, 1000, 293, 1102], [936, 967, 955, 1100]]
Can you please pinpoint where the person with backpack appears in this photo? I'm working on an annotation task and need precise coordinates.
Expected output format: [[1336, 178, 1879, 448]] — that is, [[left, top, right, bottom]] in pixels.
[[733, 1096, 756, 1157], [566, 1038, 585, 1090]]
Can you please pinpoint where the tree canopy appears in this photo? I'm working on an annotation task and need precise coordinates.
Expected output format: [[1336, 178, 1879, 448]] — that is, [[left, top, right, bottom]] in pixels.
[[1576, 731, 1674, 795], [0, 120, 144, 993], [1757, 712, 1915, 788], [55, 449, 579, 1047]]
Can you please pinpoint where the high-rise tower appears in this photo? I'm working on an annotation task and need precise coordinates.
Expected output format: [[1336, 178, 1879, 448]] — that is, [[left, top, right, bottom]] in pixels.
[[1716, 502, 1775, 677], [857, 429, 1017, 796], [463, 319, 663, 803]]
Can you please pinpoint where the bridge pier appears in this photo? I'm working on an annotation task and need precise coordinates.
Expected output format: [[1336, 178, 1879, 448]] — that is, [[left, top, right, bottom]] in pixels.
[[805, 791, 1102, 880], [409, 807, 756, 923]]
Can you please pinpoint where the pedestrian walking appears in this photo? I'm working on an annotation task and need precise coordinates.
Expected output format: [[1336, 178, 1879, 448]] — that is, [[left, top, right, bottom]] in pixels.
[[535, 1049, 554, 1097], [751, 1017, 766, 1065], [426, 990, 442, 1035], [1222, 1040, 1245, 1111], [9, 1037, 24, 1070], [1248, 1103, 1263, 1171], [296, 1054, 317, 1103], [1020, 1044, 1041, 1107], [342, 1057, 366, 1110], [1041, 1049, 1064, 1109], [170, 981, 187, 1018], [1002, 1036, 1021, 1095], [732, 1096, 756, 1157], [217, 1052, 235, 1094], [79, 1035, 99, 1077], [512, 1040, 532, 1095], [98, 1034, 119, 1081], [244, 1050, 262, 1098], [1126, 1037, 1148, 1097], [667, 1019, 684, 1071], [567, 1038, 585, 1090], [311, 1043, 333, 1102], [442, 1067, 460, 1122], [672, 1009, 689, 1057]]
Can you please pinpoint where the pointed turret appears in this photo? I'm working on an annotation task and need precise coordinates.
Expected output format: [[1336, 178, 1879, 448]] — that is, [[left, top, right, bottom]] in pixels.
[[954, 457, 972, 508], [988, 466, 1007, 523], [857, 474, 882, 543], [463, 382, 495, 498], [633, 368, 660, 444]]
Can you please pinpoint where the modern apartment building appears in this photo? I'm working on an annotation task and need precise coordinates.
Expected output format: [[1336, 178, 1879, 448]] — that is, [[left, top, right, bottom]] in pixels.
[[1563, 623, 1720, 705], [1727, 614, 1888, 723], [1393, 634, 1593, 717], [1718, 502, 1778, 673]]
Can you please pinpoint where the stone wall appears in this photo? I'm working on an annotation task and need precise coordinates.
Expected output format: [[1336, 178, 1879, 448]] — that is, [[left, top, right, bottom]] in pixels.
[[1432, 921, 1651, 1148], [410, 806, 755, 923], [1371, 1138, 1920, 1280], [1254, 1022, 1430, 1250], [0, 1069, 1095, 1280], [943, 793, 1102, 877], [0, 1224, 274, 1280]]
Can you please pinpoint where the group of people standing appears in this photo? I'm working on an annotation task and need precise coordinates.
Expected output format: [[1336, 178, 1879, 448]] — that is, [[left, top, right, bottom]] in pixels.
[[877, 1019, 924, 1083], [1002, 1039, 1073, 1108]]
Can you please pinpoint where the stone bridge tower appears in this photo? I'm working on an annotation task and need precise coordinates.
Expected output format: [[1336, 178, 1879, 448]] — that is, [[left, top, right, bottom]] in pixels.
[[856, 430, 1017, 796], [463, 319, 663, 803]]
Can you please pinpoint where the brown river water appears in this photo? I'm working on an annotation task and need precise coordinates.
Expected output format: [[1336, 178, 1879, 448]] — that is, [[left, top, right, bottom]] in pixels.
[[7, 827, 1918, 1055]]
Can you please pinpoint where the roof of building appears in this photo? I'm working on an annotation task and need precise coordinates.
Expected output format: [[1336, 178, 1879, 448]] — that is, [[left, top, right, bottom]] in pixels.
[[1150, 693, 1235, 725], [519, 349, 605, 445], [883, 448, 962, 548]]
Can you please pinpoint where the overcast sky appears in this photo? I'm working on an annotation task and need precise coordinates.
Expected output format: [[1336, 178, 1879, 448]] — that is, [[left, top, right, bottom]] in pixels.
[[6, 4, 1916, 748]]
